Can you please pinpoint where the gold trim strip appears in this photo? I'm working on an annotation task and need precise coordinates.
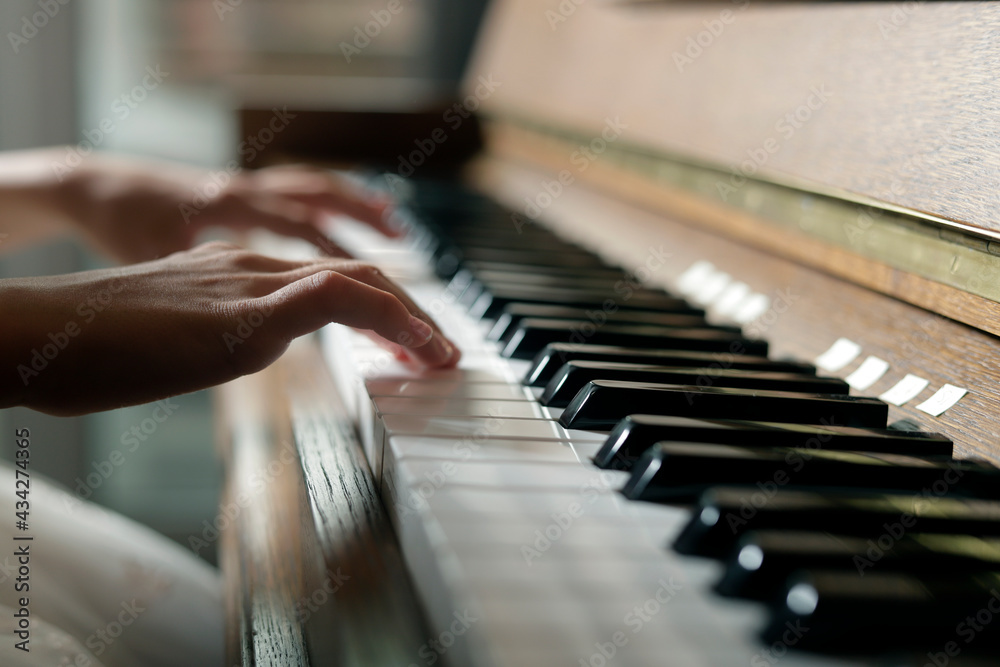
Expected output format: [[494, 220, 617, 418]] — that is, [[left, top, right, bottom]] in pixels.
[[499, 114, 1000, 304]]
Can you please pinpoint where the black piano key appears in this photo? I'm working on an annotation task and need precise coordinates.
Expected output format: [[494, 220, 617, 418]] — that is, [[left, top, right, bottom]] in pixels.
[[469, 271, 643, 293], [621, 443, 1000, 504], [461, 261, 629, 281], [541, 361, 848, 407], [488, 304, 711, 342], [595, 415, 953, 471], [502, 320, 767, 359], [718, 530, 1000, 600], [470, 287, 690, 321], [524, 343, 815, 387], [558, 380, 888, 431], [444, 232, 580, 252], [436, 247, 606, 279], [763, 570, 1000, 652], [463, 280, 673, 311], [425, 236, 576, 263], [674, 488, 1000, 559]]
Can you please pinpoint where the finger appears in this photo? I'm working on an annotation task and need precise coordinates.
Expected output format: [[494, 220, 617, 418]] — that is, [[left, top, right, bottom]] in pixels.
[[182, 241, 311, 273], [354, 328, 409, 360], [207, 194, 353, 258], [330, 262, 438, 326], [249, 167, 400, 237], [262, 259, 462, 366], [293, 191, 398, 238], [259, 271, 458, 368], [288, 260, 460, 366], [276, 260, 438, 328]]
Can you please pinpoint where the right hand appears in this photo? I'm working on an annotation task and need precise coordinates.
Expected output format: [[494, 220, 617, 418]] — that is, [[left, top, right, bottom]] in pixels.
[[1, 242, 460, 416]]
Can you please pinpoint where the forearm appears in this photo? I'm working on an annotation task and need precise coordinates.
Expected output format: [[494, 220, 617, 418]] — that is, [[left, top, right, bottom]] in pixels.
[[0, 148, 86, 252]]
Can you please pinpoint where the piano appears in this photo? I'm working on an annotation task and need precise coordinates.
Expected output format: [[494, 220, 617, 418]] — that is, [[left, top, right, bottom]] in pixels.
[[216, 1, 1000, 665]]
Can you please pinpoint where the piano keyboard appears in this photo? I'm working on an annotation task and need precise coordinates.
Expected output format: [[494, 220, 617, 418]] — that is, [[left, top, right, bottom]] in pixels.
[[317, 179, 1000, 667]]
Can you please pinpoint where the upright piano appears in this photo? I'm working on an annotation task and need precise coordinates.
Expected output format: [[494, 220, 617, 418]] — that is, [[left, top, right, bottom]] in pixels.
[[217, 1, 1000, 665]]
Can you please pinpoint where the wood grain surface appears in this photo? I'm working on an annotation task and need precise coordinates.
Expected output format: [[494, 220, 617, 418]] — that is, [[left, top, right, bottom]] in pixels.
[[217, 339, 429, 666], [466, 0, 1000, 234], [468, 154, 1000, 465], [482, 120, 1000, 338]]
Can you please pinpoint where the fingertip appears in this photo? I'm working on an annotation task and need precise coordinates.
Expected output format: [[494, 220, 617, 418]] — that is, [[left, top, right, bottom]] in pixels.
[[408, 315, 434, 344], [418, 334, 462, 369], [373, 204, 405, 238], [439, 340, 462, 368]]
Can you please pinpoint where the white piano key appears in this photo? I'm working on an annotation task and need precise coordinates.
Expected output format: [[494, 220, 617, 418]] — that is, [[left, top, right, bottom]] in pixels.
[[372, 397, 545, 419], [814, 337, 862, 372], [676, 260, 717, 296], [431, 515, 677, 554], [395, 458, 630, 493], [379, 414, 608, 443], [390, 436, 594, 465], [710, 280, 751, 318], [421, 488, 687, 526], [844, 355, 890, 390], [319, 214, 887, 667], [731, 292, 771, 326], [365, 369, 514, 385], [458, 555, 692, 600], [367, 379, 533, 401], [916, 383, 969, 417], [690, 270, 732, 306], [878, 373, 930, 406]]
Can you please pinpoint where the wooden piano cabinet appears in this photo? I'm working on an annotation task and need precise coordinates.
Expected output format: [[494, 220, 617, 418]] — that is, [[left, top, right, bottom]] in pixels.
[[467, 153, 1000, 465], [216, 2, 1000, 662], [216, 338, 428, 666]]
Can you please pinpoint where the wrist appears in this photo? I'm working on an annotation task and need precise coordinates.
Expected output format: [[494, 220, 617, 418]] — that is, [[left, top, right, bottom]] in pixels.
[[0, 148, 101, 246], [0, 280, 33, 410], [48, 151, 105, 232]]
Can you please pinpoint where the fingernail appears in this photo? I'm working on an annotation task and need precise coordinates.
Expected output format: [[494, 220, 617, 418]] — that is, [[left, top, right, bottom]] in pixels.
[[384, 210, 407, 235], [409, 315, 434, 343]]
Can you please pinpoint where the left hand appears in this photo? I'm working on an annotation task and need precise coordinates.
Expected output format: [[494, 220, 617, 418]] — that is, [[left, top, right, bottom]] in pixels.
[[60, 156, 398, 263]]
